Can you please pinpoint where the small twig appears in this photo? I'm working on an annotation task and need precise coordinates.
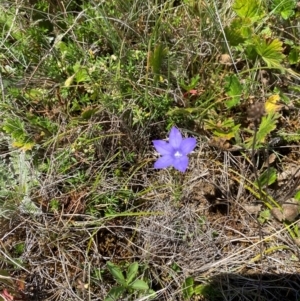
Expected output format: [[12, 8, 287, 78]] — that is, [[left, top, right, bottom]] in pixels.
[[250, 125, 264, 300], [0, 71, 5, 104]]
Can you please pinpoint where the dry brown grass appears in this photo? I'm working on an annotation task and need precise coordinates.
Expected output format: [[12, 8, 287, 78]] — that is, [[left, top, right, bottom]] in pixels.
[[2, 136, 300, 300]]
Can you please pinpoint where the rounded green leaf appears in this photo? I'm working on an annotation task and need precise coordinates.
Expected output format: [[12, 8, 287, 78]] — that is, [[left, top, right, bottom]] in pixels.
[[106, 261, 126, 286], [130, 279, 149, 291]]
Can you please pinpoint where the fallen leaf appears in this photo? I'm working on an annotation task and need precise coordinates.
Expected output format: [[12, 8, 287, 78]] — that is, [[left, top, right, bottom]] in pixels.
[[219, 54, 232, 65], [265, 94, 283, 113], [244, 204, 262, 215], [271, 199, 300, 222], [278, 166, 300, 183], [271, 208, 284, 222], [282, 199, 299, 222], [263, 153, 277, 167]]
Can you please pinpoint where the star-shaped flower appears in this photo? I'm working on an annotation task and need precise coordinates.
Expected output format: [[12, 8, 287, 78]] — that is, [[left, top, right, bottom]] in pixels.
[[153, 127, 196, 172]]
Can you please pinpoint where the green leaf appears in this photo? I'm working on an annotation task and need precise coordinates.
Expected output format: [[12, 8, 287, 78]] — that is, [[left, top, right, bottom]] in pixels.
[[180, 75, 200, 91], [25, 88, 47, 100], [260, 26, 273, 39], [232, 0, 265, 21], [104, 286, 126, 301], [149, 44, 168, 83], [171, 262, 181, 272], [278, 130, 300, 143], [26, 114, 57, 135], [0, 9, 23, 40], [71, 62, 90, 83], [205, 118, 240, 140], [182, 277, 194, 299], [288, 47, 300, 64], [167, 107, 195, 116], [145, 289, 157, 299], [246, 112, 278, 149], [130, 279, 149, 291], [75, 68, 90, 83], [214, 124, 240, 139], [254, 37, 285, 68], [255, 167, 277, 187], [194, 283, 222, 298], [126, 262, 139, 285], [2, 118, 34, 150], [81, 108, 98, 120], [224, 75, 242, 108], [256, 113, 278, 144], [271, 0, 296, 20], [294, 191, 300, 201], [225, 17, 252, 46], [245, 43, 258, 61], [149, 44, 168, 74], [3, 118, 25, 140], [258, 209, 271, 224], [194, 284, 208, 295], [106, 262, 126, 286]]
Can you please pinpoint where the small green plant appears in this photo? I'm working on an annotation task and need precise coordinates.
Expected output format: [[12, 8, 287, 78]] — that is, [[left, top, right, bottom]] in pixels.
[[179, 75, 200, 92], [148, 43, 168, 84], [104, 261, 155, 301], [49, 199, 60, 212], [224, 74, 243, 109], [204, 117, 241, 141], [225, 0, 295, 71], [271, 0, 297, 20], [258, 209, 271, 224], [2, 118, 35, 151], [255, 167, 277, 188], [14, 242, 25, 256]]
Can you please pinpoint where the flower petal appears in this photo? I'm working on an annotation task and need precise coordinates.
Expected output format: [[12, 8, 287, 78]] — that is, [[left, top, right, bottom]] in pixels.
[[153, 140, 173, 155], [154, 155, 174, 169], [169, 127, 182, 148], [180, 138, 196, 155], [173, 156, 189, 172]]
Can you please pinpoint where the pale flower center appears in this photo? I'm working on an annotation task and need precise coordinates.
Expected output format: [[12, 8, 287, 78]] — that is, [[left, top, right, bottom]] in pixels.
[[174, 150, 182, 158]]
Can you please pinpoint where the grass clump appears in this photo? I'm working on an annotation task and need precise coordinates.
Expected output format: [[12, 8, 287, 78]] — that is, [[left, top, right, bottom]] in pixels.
[[1, 0, 300, 300]]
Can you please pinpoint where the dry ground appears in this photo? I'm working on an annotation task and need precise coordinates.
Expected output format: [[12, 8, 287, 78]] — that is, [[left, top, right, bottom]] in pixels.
[[1, 132, 300, 300]]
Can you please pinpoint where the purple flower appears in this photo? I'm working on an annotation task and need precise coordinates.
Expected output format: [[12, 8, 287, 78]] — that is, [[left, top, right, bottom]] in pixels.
[[153, 127, 196, 172]]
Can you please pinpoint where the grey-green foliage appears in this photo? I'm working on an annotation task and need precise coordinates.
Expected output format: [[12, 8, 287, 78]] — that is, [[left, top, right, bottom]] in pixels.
[[0, 136, 41, 218]]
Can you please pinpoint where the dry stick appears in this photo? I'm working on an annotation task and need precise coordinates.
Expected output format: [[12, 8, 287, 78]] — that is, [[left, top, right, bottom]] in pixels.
[[250, 123, 267, 300], [0, 71, 5, 104]]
